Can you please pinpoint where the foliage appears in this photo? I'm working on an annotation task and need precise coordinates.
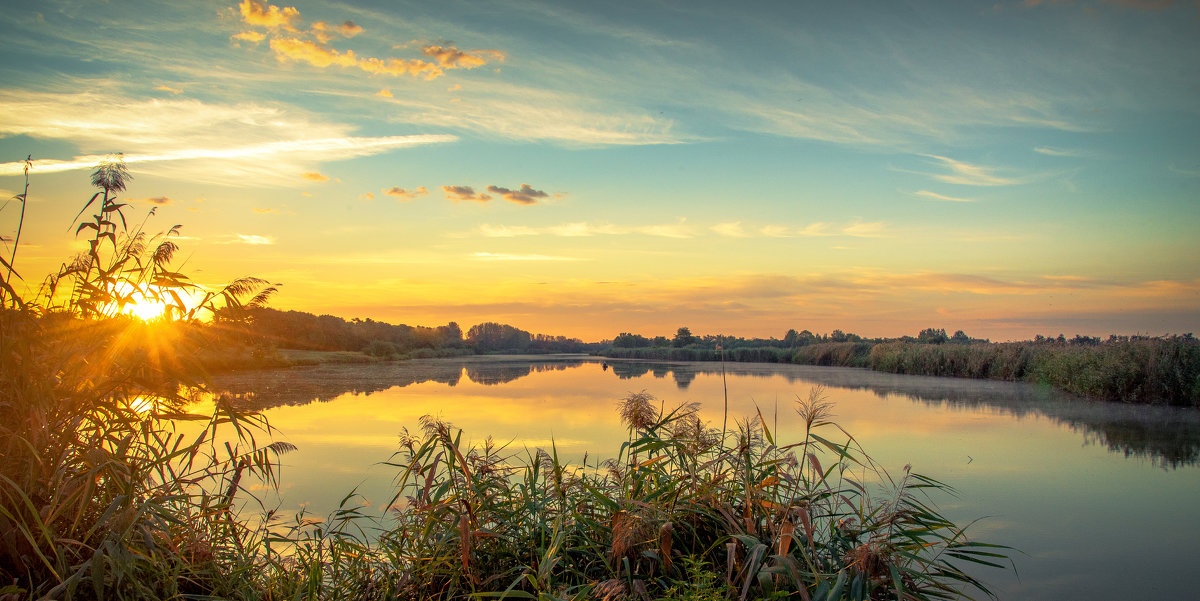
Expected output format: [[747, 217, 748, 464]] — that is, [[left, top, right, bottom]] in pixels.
[[268, 389, 1009, 600], [0, 158, 286, 598], [600, 326, 1199, 405]]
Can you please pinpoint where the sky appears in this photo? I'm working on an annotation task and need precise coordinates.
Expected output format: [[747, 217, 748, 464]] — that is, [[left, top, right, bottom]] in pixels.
[[1, 0, 1198, 342]]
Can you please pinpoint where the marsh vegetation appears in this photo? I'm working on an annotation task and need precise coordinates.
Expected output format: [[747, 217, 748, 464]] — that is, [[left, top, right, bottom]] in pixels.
[[0, 161, 1011, 598]]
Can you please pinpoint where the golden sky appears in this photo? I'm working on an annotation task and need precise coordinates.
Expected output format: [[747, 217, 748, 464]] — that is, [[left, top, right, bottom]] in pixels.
[[2, 0, 1198, 340]]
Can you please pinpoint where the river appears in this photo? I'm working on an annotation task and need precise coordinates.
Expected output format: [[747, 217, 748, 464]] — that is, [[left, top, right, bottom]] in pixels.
[[209, 356, 1200, 600]]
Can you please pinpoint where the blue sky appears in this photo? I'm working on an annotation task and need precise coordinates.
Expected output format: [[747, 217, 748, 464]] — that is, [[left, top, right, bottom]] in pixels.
[[1, 0, 1198, 340]]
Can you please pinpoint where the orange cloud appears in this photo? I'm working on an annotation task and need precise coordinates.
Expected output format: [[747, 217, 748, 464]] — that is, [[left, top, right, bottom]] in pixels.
[[232, 31, 267, 43], [137, 196, 172, 205], [253, 207, 281, 214], [301, 171, 329, 181], [238, 0, 300, 30], [486, 184, 548, 205], [384, 186, 428, 201], [355, 56, 443, 79], [421, 45, 504, 69], [442, 185, 491, 202], [311, 20, 364, 43], [270, 37, 358, 68], [376, 89, 393, 98], [154, 85, 182, 94]]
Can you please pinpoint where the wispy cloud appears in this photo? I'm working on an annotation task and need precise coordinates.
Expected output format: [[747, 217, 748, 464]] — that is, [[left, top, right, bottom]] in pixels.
[[711, 222, 748, 237], [1034, 146, 1087, 158], [486, 184, 548, 205], [913, 189, 975, 202], [215, 234, 275, 245], [0, 133, 456, 180], [0, 88, 457, 183], [384, 186, 428, 201], [154, 85, 182, 94], [918, 155, 1020, 186], [477, 224, 539, 237]]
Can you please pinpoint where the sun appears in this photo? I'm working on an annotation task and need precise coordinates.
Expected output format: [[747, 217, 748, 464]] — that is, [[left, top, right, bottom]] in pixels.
[[104, 282, 172, 321], [124, 295, 169, 321]]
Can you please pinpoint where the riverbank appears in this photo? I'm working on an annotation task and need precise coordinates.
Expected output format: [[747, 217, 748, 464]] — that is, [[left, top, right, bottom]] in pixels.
[[600, 336, 1200, 406]]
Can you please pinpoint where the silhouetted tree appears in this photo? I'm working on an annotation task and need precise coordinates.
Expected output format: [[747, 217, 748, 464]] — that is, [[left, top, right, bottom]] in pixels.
[[672, 326, 696, 347]]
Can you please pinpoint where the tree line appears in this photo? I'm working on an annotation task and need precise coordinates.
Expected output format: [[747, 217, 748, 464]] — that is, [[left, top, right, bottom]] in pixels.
[[213, 306, 600, 356], [600, 325, 1200, 406]]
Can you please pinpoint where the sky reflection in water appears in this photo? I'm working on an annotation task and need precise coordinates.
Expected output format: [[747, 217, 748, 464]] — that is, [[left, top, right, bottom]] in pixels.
[[211, 358, 1200, 601]]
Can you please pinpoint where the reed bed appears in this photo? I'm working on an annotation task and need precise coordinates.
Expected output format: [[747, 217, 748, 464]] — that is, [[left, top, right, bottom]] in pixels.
[[1, 159, 1007, 599]]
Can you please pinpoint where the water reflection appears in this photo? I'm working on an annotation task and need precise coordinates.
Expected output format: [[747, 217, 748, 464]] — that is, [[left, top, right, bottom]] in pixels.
[[212, 357, 1200, 467], [212, 357, 587, 410], [611, 361, 1200, 468]]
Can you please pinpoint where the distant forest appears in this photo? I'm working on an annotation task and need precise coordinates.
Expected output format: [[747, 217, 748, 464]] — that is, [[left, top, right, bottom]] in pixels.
[[209, 307, 1199, 406], [213, 306, 601, 356], [602, 326, 1200, 406]]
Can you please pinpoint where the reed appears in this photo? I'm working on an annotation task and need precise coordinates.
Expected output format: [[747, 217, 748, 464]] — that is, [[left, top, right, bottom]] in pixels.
[[2, 160, 1009, 599]]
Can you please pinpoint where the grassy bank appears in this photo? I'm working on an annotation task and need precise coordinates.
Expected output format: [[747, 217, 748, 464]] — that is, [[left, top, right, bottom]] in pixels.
[[600, 337, 1200, 406]]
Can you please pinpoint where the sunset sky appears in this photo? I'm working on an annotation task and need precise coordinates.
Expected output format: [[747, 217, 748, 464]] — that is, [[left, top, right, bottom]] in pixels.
[[1, 0, 1198, 341]]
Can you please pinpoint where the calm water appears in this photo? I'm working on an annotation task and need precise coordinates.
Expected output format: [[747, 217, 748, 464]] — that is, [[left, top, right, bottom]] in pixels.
[[210, 357, 1200, 600]]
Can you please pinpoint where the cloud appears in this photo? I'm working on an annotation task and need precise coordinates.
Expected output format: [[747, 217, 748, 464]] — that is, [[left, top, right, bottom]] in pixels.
[[470, 252, 583, 262], [442, 185, 491, 202], [761, 225, 792, 237], [486, 184, 548, 205], [797, 222, 833, 237], [841, 221, 887, 238], [477, 224, 539, 237], [384, 186, 428, 201], [711, 222, 748, 237], [231, 31, 267, 43], [360, 192, 375, 200], [241, 0, 502, 83], [376, 88, 393, 98], [0, 88, 457, 184], [547, 222, 621, 236], [1034, 146, 1084, 157], [216, 234, 275, 245], [238, 0, 300, 30], [312, 20, 363, 43], [913, 189, 975, 202], [154, 85, 182, 94], [919, 155, 1020, 186], [422, 45, 505, 69], [268, 37, 444, 79], [129, 196, 173, 205], [301, 171, 329, 182], [253, 207, 281, 214], [635, 219, 694, 239]]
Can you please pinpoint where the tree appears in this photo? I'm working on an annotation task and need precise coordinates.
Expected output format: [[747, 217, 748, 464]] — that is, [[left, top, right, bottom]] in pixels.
[[672, 326, 696, 347], [613, 332, 651, 348], [951, 330, 971, 344], [784, 328, 799, 347], [918, 328, 949, 344]]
